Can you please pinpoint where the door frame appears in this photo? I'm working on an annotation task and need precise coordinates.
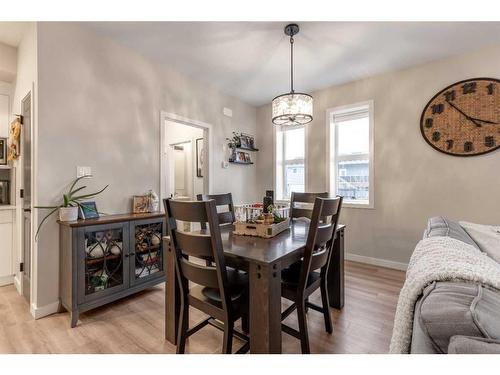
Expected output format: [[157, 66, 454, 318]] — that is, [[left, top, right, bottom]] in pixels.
[[159, 112, 213, 206]]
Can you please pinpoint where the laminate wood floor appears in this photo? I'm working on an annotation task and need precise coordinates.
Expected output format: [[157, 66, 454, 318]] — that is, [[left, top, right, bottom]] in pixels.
[[0, 261, 405, 354]]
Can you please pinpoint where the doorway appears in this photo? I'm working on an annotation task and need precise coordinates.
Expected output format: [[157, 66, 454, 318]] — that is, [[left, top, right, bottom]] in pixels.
[[21, 92, 31, 303], [160, 113, 212, 203]]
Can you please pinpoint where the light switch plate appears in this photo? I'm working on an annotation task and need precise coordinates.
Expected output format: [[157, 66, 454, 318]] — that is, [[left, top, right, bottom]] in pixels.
[[77, 166, 92, 178], [223, 107, 233, 117], [221, 161, 229, 169]]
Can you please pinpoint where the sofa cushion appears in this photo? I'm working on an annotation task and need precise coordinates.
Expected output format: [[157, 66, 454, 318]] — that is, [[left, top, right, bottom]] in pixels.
[[459, 221, 500, 264], [423, 216, 480, 250], [448, 335, 500, 354], [412, 281, 500, 353]]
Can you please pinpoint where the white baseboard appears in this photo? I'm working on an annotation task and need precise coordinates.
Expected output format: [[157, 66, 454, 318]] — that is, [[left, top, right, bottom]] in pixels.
[[346, 252, 408, 271], [30, 300, 60, 319], [14, 274, 22, 294], [0, 275, 14, 287]]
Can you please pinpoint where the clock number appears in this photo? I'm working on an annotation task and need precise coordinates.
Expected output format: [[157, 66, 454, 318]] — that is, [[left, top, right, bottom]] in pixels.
[[446, 139, 454, 150], [432, 131, 441, 142], [431, 103, 444, 114], [462, 82, 477, 94], [464, 141, 474, 152], [444, 90, 456, 101], [425, 118, 433, 128], [485, 136, 496, 148], [487, 83, 495, 95]]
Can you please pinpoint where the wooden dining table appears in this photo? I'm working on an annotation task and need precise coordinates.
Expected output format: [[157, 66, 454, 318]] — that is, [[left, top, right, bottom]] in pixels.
[[164, 221, 346, 354]]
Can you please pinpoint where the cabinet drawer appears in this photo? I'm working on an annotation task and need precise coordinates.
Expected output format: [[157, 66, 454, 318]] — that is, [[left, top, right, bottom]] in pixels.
[[0, 210, 13, 224]]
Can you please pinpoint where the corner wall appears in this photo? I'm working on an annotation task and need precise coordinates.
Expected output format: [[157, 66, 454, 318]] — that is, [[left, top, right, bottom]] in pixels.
[[35, 23, 258, 313], [256, 44, 500, 268]]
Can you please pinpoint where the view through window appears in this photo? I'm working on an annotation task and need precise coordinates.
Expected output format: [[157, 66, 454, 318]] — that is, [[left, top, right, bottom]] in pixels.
[[329, 103, 373, 207], [276, 125, 305, 200]]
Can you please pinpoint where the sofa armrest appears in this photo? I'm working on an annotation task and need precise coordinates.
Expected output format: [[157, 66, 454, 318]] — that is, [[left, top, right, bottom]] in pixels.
[[448, 335, 500, 354]]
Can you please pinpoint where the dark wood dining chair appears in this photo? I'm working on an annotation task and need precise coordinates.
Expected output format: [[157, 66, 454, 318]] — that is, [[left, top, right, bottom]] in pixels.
[[281, 196, 343, 353], [164, 198, 249, 354], [197, 193, 235, 227], [289, 192, 329, 220]]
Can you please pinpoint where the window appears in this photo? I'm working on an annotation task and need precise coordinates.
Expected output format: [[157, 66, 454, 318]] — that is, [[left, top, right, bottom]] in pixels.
[[275, 125, 305, 200], [328, 101, 374, 208]]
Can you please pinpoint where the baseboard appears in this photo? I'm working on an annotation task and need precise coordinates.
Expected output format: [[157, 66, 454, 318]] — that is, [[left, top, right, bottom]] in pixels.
[[30, 300, 60, 319], [346, 252, 408, 271], [0, 275, 14, 287], [14, 274, 21, 294]]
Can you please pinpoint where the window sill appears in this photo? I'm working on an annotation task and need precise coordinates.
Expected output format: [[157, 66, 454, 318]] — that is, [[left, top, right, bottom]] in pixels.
[[342, 203, 374, 209]]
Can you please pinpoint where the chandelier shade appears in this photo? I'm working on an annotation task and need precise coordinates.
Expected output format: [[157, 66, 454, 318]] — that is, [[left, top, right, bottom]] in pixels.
[[272, 92, 313, 126], [271, 23, 313, 126]]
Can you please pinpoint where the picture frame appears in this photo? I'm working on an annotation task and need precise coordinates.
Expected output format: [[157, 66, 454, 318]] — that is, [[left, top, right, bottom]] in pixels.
[[239, 134, 250, 149], [196, 137, 204, 178], [132, 195, 150, 213], [78, 201, 99, 219], [0, 138, 6, 165]]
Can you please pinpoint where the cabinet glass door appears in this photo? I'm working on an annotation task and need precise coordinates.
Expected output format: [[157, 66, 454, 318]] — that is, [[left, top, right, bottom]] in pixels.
[[131, 219, 165, 284], [79, 223, 128, 302]]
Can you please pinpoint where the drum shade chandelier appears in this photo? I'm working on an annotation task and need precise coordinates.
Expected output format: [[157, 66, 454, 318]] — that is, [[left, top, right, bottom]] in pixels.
[[272, 24, 313, 126]]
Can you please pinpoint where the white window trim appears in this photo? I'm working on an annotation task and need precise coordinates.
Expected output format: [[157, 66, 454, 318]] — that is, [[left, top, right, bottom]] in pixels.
[[326, 100, 374, 209], [273, 123, 308, 202]]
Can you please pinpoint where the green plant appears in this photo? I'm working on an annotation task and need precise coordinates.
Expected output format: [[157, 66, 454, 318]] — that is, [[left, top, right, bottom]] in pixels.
[[35, 176, 108, 239]]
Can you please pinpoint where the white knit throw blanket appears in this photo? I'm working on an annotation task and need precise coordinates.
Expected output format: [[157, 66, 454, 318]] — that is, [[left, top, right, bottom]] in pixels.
[[389, 236, 500, 353]]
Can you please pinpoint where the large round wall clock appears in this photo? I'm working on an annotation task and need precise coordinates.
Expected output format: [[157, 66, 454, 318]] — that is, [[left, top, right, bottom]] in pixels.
[[420, 77, 500, 156]]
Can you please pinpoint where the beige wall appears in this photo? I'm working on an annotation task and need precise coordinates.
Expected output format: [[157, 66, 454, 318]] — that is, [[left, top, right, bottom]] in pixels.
[[0, 42, 17, 83], [257, 44, 500, 267], [35, 23, 258, 310]]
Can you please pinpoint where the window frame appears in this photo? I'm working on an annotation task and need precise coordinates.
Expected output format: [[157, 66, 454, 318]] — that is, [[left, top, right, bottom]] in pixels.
[[326, 100, 374, 209], [273, 123, 307, 201]]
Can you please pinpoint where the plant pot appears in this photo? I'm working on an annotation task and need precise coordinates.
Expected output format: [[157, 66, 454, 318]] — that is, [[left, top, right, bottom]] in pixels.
[[59, 206, 79, 222]]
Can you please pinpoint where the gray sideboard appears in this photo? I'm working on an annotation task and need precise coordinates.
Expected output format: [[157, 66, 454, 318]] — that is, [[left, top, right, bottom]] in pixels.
[[58, 212, 166, 327]]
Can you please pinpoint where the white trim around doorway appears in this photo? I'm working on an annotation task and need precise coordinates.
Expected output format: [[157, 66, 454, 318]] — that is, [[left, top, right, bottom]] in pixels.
[[159, 112, 214, 206]]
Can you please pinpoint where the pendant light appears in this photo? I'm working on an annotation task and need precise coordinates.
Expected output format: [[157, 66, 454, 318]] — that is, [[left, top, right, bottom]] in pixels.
[[272, 24, 313, 126]]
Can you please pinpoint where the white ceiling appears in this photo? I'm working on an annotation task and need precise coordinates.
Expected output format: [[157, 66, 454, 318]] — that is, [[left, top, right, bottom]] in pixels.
[[85, 22, 500, 105], [0, 22, 29, 47]]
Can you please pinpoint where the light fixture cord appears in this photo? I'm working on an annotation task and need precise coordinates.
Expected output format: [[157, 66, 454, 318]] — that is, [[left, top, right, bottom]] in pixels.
[[290, 35, 294, 93]]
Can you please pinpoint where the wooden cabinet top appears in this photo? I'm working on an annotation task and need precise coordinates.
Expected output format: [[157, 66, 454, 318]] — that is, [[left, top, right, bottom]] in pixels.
[[57, 212, 165, 228]]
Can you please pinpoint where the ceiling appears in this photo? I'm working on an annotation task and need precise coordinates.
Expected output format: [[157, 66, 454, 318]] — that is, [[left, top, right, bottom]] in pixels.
[[85, 22, 500, 105], [0, 22, 29, 47]]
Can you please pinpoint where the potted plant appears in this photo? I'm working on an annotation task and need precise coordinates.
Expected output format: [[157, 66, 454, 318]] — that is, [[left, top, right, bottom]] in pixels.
[[35, 176, 108, 238]]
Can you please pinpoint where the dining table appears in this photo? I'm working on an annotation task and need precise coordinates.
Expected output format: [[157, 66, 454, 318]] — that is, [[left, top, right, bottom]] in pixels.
[[164, 221, 346, 354]]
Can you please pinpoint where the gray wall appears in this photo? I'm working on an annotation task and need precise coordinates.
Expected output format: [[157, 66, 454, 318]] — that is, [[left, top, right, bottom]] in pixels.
[[35, 23, 258, 309], [256, 44, 500, 266]]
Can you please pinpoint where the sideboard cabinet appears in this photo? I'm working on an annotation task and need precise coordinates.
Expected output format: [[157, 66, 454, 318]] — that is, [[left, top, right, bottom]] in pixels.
[[59, 212, 166, 327]]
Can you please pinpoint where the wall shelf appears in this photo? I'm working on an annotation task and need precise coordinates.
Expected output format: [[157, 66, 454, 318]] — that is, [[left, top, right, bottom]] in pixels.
[[229, 160, 254, 165], [235, 146, 259, 152]]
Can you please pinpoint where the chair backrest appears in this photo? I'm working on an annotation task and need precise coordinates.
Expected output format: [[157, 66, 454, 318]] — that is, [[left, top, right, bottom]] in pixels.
[[298, 196, 343, 294], [164, 198, 231, 311], [197, 193, 235, 226], [289, 192, 329, 220]]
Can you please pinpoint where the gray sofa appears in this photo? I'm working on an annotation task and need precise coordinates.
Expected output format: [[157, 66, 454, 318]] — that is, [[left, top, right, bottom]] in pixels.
[[410, 217, 500, 354]]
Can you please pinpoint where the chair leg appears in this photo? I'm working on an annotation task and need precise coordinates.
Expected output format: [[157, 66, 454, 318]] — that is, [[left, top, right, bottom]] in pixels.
[[176, 302, 189, 354], [241, 313, 249, 334], [320, 282, 333, 334], [296, 302, 310, 354], [305, 297, 309, 313], [222, 321, 234, 354]]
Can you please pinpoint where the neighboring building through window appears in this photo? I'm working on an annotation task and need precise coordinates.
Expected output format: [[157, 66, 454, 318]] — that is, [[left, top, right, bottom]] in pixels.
[[275, 125, 305, 200], [328, 101, 374, 207]]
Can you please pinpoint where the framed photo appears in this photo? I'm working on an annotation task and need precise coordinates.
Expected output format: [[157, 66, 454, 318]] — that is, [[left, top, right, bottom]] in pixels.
[[78, 201, 99, 219], [240, 133, 255, 150], [0, 138, 6, 165], [196, 137, 204, 178], [239, 134, 249, 149], [133, 195, 150, 213]]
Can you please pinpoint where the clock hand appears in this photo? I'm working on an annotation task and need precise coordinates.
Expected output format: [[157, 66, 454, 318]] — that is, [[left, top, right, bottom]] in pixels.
[[446, 100, 483, 127]]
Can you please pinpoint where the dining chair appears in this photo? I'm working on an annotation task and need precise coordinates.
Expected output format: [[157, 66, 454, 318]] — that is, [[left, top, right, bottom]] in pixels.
[[289, 192, 329, 220], [281, 196, 343, 353], [197, 193, 235, 227], [164, 198, 250, 354]]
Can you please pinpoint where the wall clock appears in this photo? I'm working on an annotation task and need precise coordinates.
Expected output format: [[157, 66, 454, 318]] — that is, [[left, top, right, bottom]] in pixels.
[[420, 77, 500, 156]]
